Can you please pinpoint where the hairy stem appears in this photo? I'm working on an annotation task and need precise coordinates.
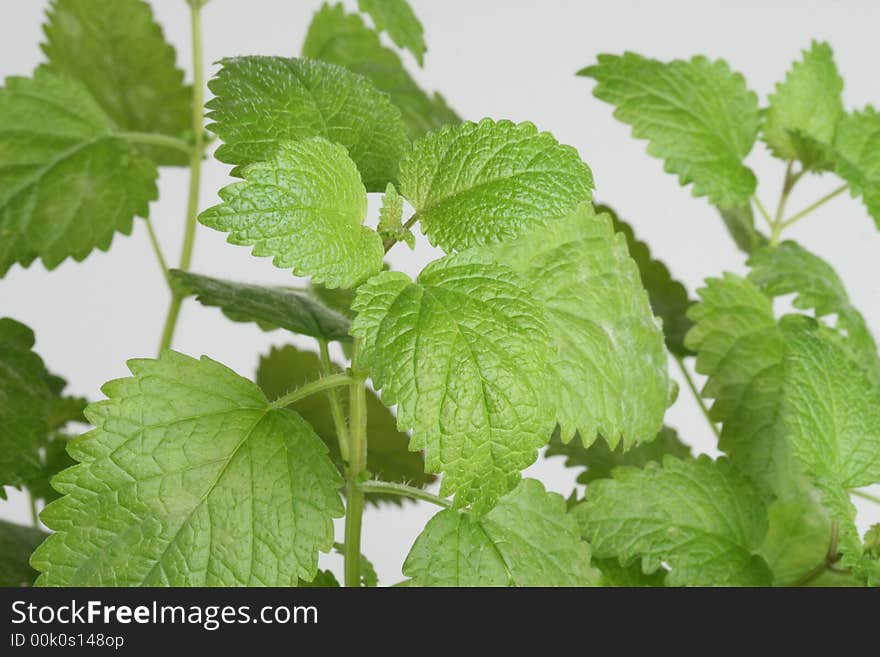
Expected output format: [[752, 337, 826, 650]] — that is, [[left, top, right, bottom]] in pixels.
[[383, 213, 419, 253], [359, 481, 452, 508], [793, 520, 842, 586], [853, 488, 880, 505], [158, 1, 206, 353], [318, 339, 350, 462], [752, 195, 773, 229], [674, 355, 721, 443], [781, 184, 848, 229], [145, 218, 170, 284], [269, 373, 353, 409], [344, 339, 368, 587]]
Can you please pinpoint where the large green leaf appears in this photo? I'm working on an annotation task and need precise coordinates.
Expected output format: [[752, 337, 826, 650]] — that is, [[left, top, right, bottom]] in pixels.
[[403, 479, 599, 586], [351, 253, 556, 513], [32, 351, 344, 586], [826, 108, 880, 229], [357, 0, 426, 65], [575, 456, 772, 586], [398, 118, 593, 252], [206, 56, 409, 191], [41, 0, 192, 166], [199, 138, 383, 289], [302, 4, 458, 140], [256, 345, 432, 505], [0, 520, 48, 586], [170, 270, 351, 342], [580, 53, 759, 208], [0, 70, 157, 275], [483, 205, 670, 446]]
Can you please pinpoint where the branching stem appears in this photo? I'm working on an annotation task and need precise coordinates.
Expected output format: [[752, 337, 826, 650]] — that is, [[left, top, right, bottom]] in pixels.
[[781, 184, 848, 229], [674, 355, 721, 443], [793, 520, 842, 586], [269, 373, 353, 409], [358, 481, 452, 508], [318, 339, 350, 461], [344, 339, 368, 587]]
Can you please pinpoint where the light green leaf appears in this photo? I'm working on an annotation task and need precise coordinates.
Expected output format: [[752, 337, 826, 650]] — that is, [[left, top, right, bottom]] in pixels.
[[42, 0, 192, 166], [206, 56, 409, 191], [256, 345, 432, 506], [302, 4, 458, 140], [301, 569, 340, 587], [32, 351, 344, 586], [357, 0, 426, 65], [403, 479, 599, 586], [778, 316, 880, 584], [377, 183, 414, 248], [0, 520, 48, 586], [762, 41, 843, 169], [484, 205, 669, 447], [547, 426, 691, 485], [399, 118, 593, 252], [826, 108, 880, 228], [748, 241, 879, 383], [575, 456, 772, 586], [580, 53, 759, 208], [598, 204, 694, 357], [199, 138, 383, 289], [351, 254, 556, 513], [0, 70, 157, 275], [170, 270, 352, 342]]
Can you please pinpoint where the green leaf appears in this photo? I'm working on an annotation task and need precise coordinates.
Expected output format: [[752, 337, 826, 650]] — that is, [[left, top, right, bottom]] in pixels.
[[206, 56, 410, 191], [575, 456, 772, 586], [403, 479, 599, 586], [170, 270, 352, 342], [377, 183, 414, 248], [255, 345, 432, 505], [547, 426, 691, 485], [25, 433, 77, 505], [199, 138, 383, 289], [357, 0, 426, 65], [778, 316, 880, 584], [748, 241, 879, 383], [484, 205, 670, 447], [717, 203, 767, 254], [351, 254, 556, 513], [598, 204, 694, 357], [593, 558, 666, 587], [826, 107, 880, 228], [301, 569, 340, 587], [762, 42, 843, 169], [0, 520, 48, 586], [580, 53, 759, 208], [0, 70, 157, 275], [42, 0, 192, 166], [399, 118, 594, 252], [32, 350, 344, 586], [302, 4, 458, 140]]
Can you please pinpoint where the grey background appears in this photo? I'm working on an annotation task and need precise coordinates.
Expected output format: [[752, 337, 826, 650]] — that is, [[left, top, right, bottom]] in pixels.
[[1, 0, 878, 584]]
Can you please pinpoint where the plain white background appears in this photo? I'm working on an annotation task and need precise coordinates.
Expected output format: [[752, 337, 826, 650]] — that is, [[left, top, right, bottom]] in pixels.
[[1, 0, 879, 584]]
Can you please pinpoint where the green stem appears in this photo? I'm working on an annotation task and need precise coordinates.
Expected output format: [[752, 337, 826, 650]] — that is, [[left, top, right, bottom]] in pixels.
[[358, 481, 452, 508], [853, 489, 880, 505], [158, 1, 206, 353], [752, 195, 773, 229], [344, 339, 368, 587], [383, 212, 419, 253], [781, 184, 848, 229], [269, 373, 353, 409], [769, 161, 802, 247], [116, 131, 193, 156], [794, 520, 842, 586], [29, 495, 39, 528], [145, 218, 170, 284], [318, 339, 350, 462], [674, 355, 721, 443]]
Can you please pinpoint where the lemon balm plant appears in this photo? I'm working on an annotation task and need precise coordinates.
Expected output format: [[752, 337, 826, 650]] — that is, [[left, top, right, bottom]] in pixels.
[[1, 0, 878, 588]]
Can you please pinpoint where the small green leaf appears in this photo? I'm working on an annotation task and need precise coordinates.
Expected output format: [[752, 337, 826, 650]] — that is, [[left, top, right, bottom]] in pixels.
[[199, 138, 383, 289], [300, 569, 341, 587], [206, 56, 410, 191], [42, 0, 192, 166], [599, 204, 695, 357], [32, 351, 344, 586], [377, 183, 414, 248], [0, 520, 48, 586], [403, 479, 599, 586], [575, 456, 772, 586], [0, 70, 157, 275], [547, 426, 691, 485], [351, 254, 556, 513], [302, 4, 458, 140], [357, 0, 426, 65], [762, 42, 843, 169], [170, 270, 352, 342], [399, 118, 593, 252], [581, 53, 759, 208], [826, 107, 880, 229], [256, 345, 432, 505], [593, 558, 666, 587], [484, 205, 670, 447]]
